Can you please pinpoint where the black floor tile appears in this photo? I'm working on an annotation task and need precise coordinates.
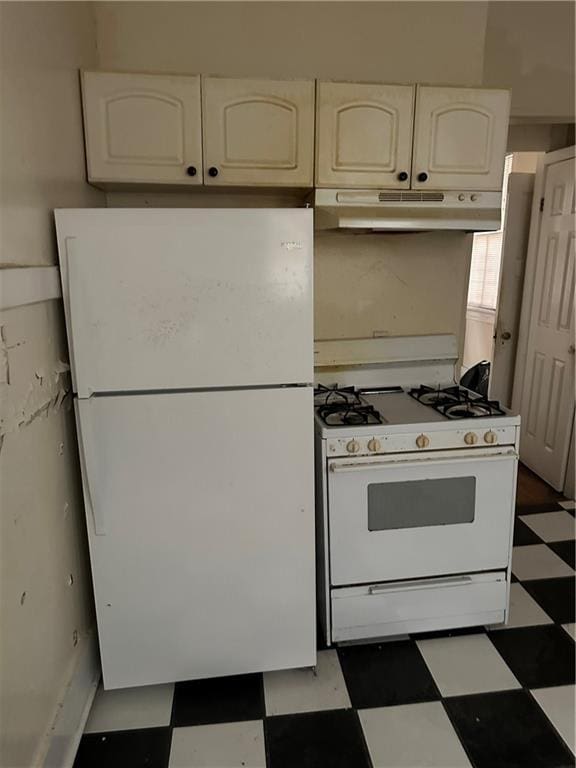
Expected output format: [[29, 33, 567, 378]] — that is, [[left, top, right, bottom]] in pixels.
[[523, 577, 575, 624], [337, 639, 439, 708], [73, 728, 171, 768], [488, 625, 575, 688], [548, 540, 576, 570], [516, 502, 564, 516], [171, 673, 264, 726], [265, 709, 371, 768], [514, 518, 543, 545], [415, 625, 486, 640], [444, 690, 574, 768]]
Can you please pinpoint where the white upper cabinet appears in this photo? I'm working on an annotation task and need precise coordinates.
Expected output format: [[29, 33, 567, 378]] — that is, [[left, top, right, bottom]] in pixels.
[[82, 71, 203, 186], [412, 86, 511, 191], [316, 82, 415, 188], [202, 77, 315, 187]]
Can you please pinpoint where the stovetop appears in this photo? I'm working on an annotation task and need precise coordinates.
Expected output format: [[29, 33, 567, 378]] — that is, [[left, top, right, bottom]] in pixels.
[[314, 383, 512, 430]]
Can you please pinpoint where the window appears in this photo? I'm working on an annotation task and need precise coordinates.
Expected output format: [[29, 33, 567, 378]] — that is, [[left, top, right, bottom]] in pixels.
[[467, 154, 513, 311]]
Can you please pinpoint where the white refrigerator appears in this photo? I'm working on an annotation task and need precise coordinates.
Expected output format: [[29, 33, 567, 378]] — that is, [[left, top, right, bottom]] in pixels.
[[55, 209, 316, 689]]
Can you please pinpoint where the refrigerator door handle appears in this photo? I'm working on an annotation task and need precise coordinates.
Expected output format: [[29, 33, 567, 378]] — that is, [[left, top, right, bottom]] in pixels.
[[76, 401, 105, 535], [65, 238, 90, 398]]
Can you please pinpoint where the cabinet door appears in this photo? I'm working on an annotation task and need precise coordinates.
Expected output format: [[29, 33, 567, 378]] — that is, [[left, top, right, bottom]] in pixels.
[[202, 77, 315, 187], [82, 71, 202, 186], [316, 82, 415, 188], [412, 86, 510, 190]]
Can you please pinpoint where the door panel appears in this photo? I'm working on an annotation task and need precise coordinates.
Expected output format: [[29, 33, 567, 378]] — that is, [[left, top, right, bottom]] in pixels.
[[520, 157, 576, 488], [328, 453, 516, 585], [82, 72, 202, 185], [56, 209, 313, 395], [490, 173, 535, 407], [412, 86, 510, 190], [315, 82, 415, 188], [202, 77, 314, 186], [76, 387, 315, 688]]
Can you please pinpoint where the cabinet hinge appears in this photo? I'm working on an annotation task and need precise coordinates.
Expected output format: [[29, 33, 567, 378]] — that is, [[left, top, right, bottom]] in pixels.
[[540, 197, 545, 212]]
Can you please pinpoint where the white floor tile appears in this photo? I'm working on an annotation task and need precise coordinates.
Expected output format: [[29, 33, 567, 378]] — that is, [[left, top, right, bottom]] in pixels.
[[359, 701, 472, 768], [489, 583, 553, 630], [562, 623, 575, 640], [263, 649, 350, 716], [85, 683, 174, 733], [520, 511, 575, 542], [511, 544, 574, 581], [531, 685, 575, 754], [169, 721, 265, 768], [560, 500, 575, 511], [416, 634, 520, 697]]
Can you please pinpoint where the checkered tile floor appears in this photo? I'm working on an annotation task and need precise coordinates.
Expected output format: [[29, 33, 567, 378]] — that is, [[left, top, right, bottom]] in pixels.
[[74, 499, 575, 768]]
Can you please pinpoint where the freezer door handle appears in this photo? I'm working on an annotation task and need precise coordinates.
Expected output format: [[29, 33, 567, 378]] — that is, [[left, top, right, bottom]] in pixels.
[[65, 238, 94, 398], [76, 401, 105, 535]]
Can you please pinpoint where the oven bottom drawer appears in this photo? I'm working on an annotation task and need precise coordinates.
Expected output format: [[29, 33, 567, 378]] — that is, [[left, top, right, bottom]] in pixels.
[[331, 572, 507, 642]]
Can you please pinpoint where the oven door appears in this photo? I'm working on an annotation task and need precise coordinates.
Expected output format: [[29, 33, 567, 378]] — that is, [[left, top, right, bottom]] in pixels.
[[327, 448, 517, 586]]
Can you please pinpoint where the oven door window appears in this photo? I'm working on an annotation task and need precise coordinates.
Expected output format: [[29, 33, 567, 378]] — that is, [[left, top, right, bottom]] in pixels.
[[368, 477, 476, 531]]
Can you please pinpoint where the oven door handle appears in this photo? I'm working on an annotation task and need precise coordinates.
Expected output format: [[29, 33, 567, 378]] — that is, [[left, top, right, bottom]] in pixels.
[[329, 450, 518, 473], [368, 576, 473, 595]]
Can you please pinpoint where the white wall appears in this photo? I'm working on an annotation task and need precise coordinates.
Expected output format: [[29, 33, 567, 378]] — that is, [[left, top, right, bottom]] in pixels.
[[484, 1, 575, 121], [0, 3, 104, 766], [94, 2, 488, 85], [314, 232, 472, 342]]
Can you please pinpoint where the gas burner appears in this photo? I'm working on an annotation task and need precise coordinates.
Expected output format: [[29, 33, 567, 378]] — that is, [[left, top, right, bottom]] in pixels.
[[440, 400, 506, 420], [409, 385, 468, 407], [314, 385, 361, 407], [317, 403, 383, 427], [409, 385, 505, 419]]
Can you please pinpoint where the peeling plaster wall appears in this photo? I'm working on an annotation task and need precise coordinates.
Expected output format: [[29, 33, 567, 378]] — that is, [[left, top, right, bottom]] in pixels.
[[0, 3, 104, 767]]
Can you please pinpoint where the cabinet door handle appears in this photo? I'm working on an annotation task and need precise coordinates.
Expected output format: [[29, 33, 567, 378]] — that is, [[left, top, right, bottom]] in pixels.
[[186, 165, 197, 177], [208, 166, 219, 178], [417, 172, 428, 182], [397, 171, 408, 181]]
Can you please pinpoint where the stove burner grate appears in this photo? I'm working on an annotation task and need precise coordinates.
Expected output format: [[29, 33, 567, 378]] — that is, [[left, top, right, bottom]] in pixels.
[[409, 385, 505, 419], [314, 384, 361, 407], [317, 403, 383, 427]]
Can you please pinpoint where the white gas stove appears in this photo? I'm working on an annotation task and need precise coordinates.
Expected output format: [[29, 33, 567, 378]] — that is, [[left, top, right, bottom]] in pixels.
[[314, 336, 520, 646]]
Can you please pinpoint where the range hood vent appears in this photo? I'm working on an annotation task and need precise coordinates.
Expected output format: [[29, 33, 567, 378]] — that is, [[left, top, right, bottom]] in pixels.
[[314, 189, 502, 232], [377, 191, 445, 203]]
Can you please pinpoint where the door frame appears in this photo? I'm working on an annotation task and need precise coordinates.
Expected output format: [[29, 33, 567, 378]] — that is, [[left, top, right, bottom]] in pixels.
[[511, 145, 576, 494]]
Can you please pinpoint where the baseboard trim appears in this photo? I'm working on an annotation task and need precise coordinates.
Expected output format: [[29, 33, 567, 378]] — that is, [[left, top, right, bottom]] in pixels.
[[41, 631, 101, 768]]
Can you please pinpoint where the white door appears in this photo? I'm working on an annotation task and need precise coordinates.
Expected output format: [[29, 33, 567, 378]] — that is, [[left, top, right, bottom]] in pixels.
[[490, 173, 535, 406], [82, 71, 203, 186], [76, 387, 315, 689], [412, 86, 510, 190], [315, 82, 415, 189], [328, 450, 517, 585], [516, 151, 575, 489], [55, 209, 313, 396], [201, 77, 315, 187]]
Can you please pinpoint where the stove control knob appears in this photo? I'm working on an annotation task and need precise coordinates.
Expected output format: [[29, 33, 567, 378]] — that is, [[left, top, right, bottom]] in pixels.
[[416, 434, 430, 449], [484, 430, 497, 444], [347, 439, 360, 454], [368, 438, 381, 452], [464, 432, 478, 445]]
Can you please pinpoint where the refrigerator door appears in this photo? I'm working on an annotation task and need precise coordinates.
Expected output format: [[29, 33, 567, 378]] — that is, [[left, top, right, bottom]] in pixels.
[[76, 387, 315, 689], [56, 209, 313, 397]]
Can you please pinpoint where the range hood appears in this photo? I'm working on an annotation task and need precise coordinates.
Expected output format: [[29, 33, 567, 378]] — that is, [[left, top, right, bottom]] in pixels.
[[314, 189, 502, 232]]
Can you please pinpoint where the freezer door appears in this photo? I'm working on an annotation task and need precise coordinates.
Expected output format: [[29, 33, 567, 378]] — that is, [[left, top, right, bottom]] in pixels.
[[56, 209, 313, 396], [75, 387, 315, 688]]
